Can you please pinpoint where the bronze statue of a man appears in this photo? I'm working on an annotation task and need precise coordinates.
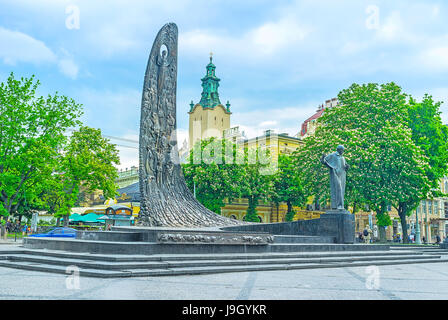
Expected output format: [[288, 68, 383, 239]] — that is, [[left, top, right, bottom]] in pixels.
[[321, 145, 349, 210]]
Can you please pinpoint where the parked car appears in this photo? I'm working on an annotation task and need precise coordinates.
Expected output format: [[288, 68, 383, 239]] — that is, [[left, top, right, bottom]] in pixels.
[[28, 227, 77, 238]]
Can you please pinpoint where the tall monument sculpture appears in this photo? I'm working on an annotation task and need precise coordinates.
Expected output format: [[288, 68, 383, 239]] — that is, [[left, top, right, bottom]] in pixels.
[[321, 145, 349, 210], [138, 23, 241, 227]]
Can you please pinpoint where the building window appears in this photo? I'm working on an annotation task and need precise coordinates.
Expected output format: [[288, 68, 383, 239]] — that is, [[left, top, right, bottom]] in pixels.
[[445, 202, 448, 219]]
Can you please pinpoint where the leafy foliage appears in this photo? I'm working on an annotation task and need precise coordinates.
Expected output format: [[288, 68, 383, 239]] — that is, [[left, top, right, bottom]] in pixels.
[[271, 154, 306, 221], [0, 73, 82, 217], [296, 82, 433, 241], [41, 126, 120, 225]]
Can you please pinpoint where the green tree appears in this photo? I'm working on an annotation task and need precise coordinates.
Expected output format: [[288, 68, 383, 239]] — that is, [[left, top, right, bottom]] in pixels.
[[182, 138, 273, 222], [271, 154, 307, 221], [239, 147, 274, 222], [0, 73, 82, 218], [296, 82, 431, 242], [182, 138, 244, 213], [395, 95, 448, 243], [41, 126, 120, 226]]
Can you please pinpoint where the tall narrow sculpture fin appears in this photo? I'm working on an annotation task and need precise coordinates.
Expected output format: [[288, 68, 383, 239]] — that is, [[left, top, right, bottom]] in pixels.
[[138, 23, 242, 227]]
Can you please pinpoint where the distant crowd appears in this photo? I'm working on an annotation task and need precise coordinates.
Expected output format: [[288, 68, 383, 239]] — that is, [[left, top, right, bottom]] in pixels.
[[0, 219, 32, 239], [357, 225, 445, 244]]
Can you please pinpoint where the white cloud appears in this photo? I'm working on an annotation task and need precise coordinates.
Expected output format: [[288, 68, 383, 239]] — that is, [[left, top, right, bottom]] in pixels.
[[259, 120, 278, 128], [248, 18, 309, 55], [0, 27, 57, 65], [232, 102, 322, 139], [420, 46, 448, 71], [179, 17, 310, 62], [376, 11, 405, 42], [58, 58, 79, 79], [0, 26, 82, 79]]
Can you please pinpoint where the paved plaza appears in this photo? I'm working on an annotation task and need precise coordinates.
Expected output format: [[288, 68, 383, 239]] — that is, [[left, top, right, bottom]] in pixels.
[[0, 244, 447, 300]]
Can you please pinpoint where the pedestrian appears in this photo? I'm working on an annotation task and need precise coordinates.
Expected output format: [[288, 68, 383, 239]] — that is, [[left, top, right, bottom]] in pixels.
[[363, 227, 369, 244], [0, 220, 5, 240], [366, 225, 372, 243], [358, 232, 364, 243], [436, 234, 441, 244], [422, 236, 426, 244]]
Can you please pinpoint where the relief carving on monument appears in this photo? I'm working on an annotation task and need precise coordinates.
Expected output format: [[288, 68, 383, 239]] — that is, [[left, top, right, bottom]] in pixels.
[[138, 23, 243, 227]]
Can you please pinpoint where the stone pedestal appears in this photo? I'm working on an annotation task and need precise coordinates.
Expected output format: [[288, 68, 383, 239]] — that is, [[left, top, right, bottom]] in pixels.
[[318, 210, 355, 244], [441, 238, 448, 250]]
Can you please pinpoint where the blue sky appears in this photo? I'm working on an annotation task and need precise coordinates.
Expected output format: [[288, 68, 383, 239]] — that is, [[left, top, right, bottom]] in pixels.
[[1, 0, 448, 169]]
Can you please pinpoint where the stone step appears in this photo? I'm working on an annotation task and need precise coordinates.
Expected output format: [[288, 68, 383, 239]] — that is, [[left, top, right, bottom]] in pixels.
[[390, 245, 442, 249], [0, 256, 446, 278], [3, 253, 437, 271], [273, 235, 335, 243], [13, 248, 419, 262]]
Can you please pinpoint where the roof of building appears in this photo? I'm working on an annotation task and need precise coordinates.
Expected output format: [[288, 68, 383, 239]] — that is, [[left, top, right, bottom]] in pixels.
[[300, 107, 326, 137], [106, 205, 132, 211], [116, 182, 140, 202]]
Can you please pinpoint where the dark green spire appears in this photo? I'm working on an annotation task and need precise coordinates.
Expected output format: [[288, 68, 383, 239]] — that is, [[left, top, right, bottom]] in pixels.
[[199, 53, 222, 109]]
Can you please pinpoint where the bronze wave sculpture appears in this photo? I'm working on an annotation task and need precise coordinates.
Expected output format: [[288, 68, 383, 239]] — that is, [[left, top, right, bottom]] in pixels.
[[138, 23, 242, 227]]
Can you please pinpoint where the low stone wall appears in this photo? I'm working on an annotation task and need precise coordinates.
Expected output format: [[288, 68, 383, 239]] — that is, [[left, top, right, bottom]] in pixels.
[[222, 212, 355, 244], [221, 219, 320, 236], [23, 237, 388, 255]]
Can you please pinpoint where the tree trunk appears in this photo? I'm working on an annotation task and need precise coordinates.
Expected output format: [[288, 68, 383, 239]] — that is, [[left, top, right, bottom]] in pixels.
[[56, 217, 61, 227], [352, 202, 357, 215], [63, 214, 69, 227], [379, 226, 387, 243], [375, 204, 390, 243], [398, 204, 409, 244], [246, 197, 259, 222], [285, 200, 294, 222], [314, 196, 320, 211]]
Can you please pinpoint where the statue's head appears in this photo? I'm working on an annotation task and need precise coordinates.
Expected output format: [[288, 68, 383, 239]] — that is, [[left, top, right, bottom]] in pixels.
[[336, 145, 345, 155]]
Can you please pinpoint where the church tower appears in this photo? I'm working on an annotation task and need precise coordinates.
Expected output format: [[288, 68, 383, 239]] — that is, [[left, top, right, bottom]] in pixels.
[[188, 54, 231, 150]]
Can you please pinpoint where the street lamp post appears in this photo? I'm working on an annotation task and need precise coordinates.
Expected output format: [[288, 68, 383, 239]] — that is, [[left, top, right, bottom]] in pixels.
[[415, 208, 421, 244], [425, 205, 429, 244]]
